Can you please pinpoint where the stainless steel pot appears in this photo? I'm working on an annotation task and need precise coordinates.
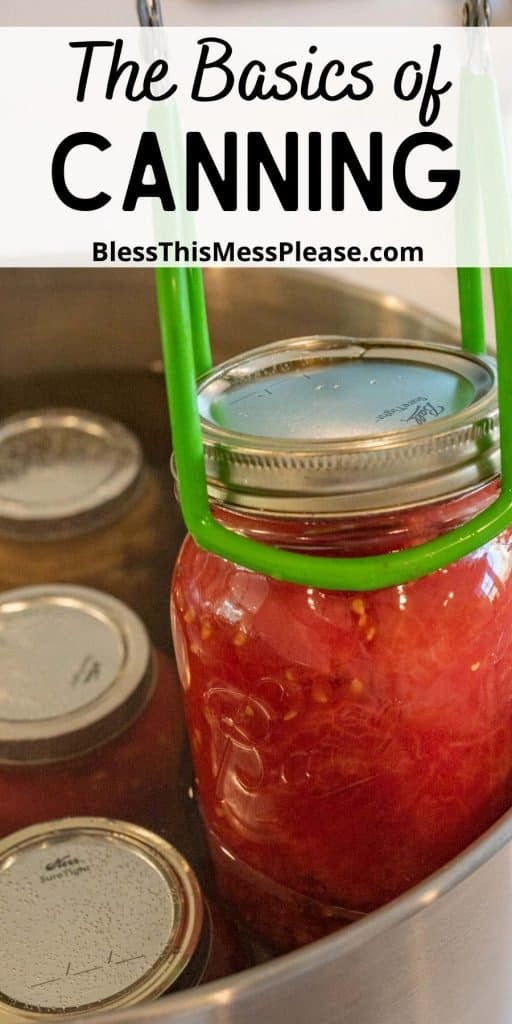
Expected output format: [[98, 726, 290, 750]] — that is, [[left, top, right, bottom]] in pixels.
[[3, 268, 508, 1024]]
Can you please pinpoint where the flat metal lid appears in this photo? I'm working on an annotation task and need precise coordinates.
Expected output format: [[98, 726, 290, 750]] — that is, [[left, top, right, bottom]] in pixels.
[[0, 817, 204, 1018], [0, 585, 153, 764], [196, 336, 499, 515], [0, 409, 144, 539]]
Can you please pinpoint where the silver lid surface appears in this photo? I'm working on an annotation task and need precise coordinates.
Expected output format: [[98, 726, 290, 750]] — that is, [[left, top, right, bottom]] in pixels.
[[0, 585, 153, 764], [195, 336, 499, 515], [0, 817, 204, 1018], [0, 409, 144, 539]]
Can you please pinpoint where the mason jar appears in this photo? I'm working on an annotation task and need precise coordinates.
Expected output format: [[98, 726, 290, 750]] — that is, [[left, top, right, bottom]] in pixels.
[[0, 408, 172, 645], [0, 585, 184, 839], [0, 817, 242, 1019], [170, 336, 512, 951]]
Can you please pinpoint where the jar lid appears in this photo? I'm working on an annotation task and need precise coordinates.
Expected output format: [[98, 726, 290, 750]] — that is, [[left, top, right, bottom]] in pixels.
[[0, 585, 153, 764], [0, 817, 206, 1018], [0, 409, 144, 539], [195, 336, 499, 515]]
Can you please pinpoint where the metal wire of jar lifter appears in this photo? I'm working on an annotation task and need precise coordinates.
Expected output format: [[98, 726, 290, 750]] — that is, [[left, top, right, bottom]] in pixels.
[[463, 0, 492, 26], [137, 0, 163, 28]]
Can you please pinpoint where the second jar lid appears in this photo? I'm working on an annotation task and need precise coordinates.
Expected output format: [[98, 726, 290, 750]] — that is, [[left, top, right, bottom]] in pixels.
[[0, 585, 154, 764], [0, 409, 144, 539]]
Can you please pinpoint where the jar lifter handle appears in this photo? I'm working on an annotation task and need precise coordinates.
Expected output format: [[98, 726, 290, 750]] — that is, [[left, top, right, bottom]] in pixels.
[[149, 5, 512, 591], [458, 0, 489, 355]]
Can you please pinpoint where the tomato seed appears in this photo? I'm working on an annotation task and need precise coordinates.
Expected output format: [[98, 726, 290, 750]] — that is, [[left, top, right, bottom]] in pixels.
[[351, 598, 366, 617], [312, 681, 332, 704], [350, 677, 365, 695]]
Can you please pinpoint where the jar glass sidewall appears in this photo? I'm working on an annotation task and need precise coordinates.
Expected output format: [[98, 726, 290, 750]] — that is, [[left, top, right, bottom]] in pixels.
[[171, 480, 512, 946]]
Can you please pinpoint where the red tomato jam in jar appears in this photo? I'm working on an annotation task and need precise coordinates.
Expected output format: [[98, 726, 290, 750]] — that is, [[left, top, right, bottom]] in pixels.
[[0, 585, 184, 838], [171, 336, 511, 952], [0, 817, 238, 1019]]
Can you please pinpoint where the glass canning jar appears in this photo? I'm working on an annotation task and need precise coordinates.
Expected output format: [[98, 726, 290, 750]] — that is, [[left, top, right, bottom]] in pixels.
[[0, 817, 241, 1019], [0, 585, 184, 839], [0, 409, 172, 643], [170, 336, 512, 952]]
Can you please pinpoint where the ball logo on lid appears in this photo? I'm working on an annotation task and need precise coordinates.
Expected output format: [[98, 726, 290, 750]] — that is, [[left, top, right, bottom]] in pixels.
[[375, 395, 445, 425]]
